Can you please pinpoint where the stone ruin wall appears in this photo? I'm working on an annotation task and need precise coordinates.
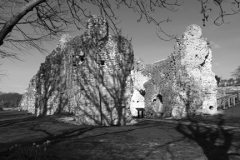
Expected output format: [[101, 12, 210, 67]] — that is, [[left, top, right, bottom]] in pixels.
[[20, 21, 217, 123], [19, 15, 134, 126], [19, 34, 73, 116], [131, 24, 217, 119], [68, 22, 134, 125], [19, 75, 36, 114]]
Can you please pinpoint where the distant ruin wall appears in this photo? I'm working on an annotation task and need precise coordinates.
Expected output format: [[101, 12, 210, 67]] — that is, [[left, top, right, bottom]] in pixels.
[[19, 15, 134, 126]]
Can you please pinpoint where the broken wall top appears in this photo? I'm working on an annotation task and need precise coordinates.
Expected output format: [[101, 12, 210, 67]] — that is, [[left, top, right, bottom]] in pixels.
[[139, 24, 213, 78]]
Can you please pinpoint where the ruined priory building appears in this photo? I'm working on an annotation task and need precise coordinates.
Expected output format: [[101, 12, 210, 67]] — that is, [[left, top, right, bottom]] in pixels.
[[131, 24, 218, 119], [19, 15, 134, 126], [20, 21, 218, 123]]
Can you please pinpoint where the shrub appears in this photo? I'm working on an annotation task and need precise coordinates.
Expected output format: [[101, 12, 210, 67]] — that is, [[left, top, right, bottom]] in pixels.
[[8, 140, 50, 160]]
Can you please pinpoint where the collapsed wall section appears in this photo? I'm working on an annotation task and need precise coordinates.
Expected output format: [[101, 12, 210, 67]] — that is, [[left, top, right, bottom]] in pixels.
[[130, 59, 150, 116]]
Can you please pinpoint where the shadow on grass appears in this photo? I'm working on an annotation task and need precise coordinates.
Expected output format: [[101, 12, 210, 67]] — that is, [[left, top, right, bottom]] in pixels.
[[0, 119, 167, 159], [0, 116, 37, 128], [0, 125, 95, 159], [29, 119, 172, 144], [175, 115, 240, 160]]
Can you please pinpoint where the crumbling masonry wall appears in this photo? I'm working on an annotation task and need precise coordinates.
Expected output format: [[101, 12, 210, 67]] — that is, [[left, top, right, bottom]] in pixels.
[[19, 75, 36, 114], [20, 22, 217, 121], [19, 15, 134, 125], [131, 24, 217, 119]]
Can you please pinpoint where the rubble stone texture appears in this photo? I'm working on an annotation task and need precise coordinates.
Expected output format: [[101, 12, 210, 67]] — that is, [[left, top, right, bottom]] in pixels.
[[19, 15, 134, 125], [19, 75, 36, 114], [133, 24, 217, 119]]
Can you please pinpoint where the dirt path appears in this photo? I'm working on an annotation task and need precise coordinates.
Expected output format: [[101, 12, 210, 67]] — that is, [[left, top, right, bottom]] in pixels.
[[1, 110, 240, 160]]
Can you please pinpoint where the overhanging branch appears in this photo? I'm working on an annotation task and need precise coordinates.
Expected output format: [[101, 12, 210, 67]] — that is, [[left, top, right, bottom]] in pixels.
[[0, 0, 46, 46]]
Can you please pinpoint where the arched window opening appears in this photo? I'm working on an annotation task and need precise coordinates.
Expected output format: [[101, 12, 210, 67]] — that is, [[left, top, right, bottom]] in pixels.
[[100, 60, 105, 66], [80, 55, 85, 62], [157, 94, 163, 103]]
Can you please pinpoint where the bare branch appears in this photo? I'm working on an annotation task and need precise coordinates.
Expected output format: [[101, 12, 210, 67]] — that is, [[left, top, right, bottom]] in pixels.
[[213, 1, 240, 26], [0, 0, 46, 46], [198, 0, 240, 26], [0, 0, 240, 61]]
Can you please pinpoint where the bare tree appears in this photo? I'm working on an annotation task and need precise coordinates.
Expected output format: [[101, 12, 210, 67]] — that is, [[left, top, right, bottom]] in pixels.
[[232, 65, 240, 80], [0, 0, 240, 59]]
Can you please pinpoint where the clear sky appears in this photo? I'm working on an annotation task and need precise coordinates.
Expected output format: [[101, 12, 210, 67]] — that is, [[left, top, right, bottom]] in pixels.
[[1, 0, 240, 94]]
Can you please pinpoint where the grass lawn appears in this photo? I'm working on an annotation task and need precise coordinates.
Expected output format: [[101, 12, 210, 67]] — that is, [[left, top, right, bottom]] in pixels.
[[1, 106, 240, 160]]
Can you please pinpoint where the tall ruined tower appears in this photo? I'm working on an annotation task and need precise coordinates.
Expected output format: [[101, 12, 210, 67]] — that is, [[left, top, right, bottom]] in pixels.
[[19, 15, 134, 126]]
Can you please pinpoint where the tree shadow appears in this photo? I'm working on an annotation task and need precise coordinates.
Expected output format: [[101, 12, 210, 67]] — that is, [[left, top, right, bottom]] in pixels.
[[69, 20, 134, 126], [0, 118, 178, 159], [24, 17, 134, 127], [175, 115, 240, 160], [0, 116, 37, 128], [35, 50, 70, 117]]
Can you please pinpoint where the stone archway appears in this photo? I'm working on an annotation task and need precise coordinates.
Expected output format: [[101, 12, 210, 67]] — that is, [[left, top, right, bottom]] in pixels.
[[151, 93, 164, 117]]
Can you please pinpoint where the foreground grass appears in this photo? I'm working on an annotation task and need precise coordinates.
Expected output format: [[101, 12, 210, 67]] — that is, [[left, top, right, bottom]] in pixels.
[[1, 108, 240, 159], [7, 140, 50, 160]]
